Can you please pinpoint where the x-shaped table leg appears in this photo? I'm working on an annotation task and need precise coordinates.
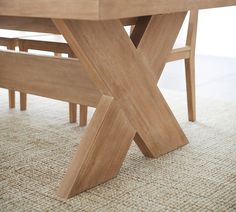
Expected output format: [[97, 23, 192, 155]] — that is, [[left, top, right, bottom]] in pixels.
[[53, 12, 188, 198]]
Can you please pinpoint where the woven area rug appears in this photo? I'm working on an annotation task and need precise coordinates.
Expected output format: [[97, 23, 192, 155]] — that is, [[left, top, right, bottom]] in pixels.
[[0, 89, 235, 212]]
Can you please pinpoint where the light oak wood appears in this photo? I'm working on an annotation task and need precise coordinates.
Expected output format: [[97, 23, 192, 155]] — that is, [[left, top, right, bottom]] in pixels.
[[1, 38, 88, 125], [130, 13, 189, 156], [54, 52, 83, 124], [0, 17, 136, 34], [79, 105, 88, 127], [6, 40, 16, 109], [131, 12, 197, 122], [0, 51, 101, 107], [54, 17, 188, 156], [168, 47, 191, 62], [0, 0, 235, 20], [8, 90, 15, 109], [1, 0, 234, 199], [185, 11, 199, 122], [58, 95, 135, 198], [20, 92, 27, 111], [53, 14, 189, 197], [136, 13, 187, 81], [22, 40, 72, 55], [0, 12, 196, 122], [18, 39, 29, 112], [0, 17, 59, 34], [0, 0, 99, 20], [69, 103, 77, 124], [68, 52, 89, 125], [99, 0, 236, 20]]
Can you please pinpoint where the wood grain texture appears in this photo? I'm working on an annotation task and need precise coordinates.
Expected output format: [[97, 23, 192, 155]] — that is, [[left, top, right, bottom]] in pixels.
[[6, 40, 16, 109], [20, 39, 72, 56], [167, 47, 191, 62], [18, 39, 28, 113], [0, 16, 59, 34], [20, 92, 27, 111], [131, 13, 188, 156], [137, 13, 188, 81], [185, 11, 199, 122], [54, 18, 188, 158], [0, 0, 99, 20], [130, 11, 197, 124], [58, 95, 135, 198], [79, 105, 88, 127], [0, 0, 235, 20], [69, 103, 77, 123], [0, 51, 101, 107], [0, 0, 233, 200], [18, 40, 86, 125], [99, 0, 236, 20], [8, 90, 15, 109], [0, 16, 136, 34]]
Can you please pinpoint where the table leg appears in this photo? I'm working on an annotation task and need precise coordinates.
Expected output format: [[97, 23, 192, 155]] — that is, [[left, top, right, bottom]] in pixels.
[[53, 13, 188, 198], [58, 96, 135, 198]]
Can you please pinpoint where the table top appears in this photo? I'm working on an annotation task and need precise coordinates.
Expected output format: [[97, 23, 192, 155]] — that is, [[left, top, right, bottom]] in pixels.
[[0, 0, 235, 20]]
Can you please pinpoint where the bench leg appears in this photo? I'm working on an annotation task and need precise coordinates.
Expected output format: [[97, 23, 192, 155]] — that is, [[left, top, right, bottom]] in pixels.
[[69, 104, 88, 126], [79, 105, 88, 127], [69, 103, 77, 123], [8, 90, 15, 109], [20, 92, 27, 111]]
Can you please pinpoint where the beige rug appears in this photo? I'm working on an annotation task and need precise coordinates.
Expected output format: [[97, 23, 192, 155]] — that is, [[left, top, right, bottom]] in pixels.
[[0, 89, 235, 212]]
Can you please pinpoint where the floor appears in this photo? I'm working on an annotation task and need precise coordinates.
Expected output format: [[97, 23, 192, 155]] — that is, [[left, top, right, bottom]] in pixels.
[[160, 55, 236, 102], [1, 88, 236, 211]]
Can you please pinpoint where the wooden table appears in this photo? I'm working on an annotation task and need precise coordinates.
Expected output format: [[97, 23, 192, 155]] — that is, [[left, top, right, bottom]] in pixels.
[[0, 0, 235, 199]]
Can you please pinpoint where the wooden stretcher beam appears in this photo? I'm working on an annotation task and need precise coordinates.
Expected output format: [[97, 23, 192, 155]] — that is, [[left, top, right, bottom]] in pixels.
[[167, 46, 191, 62], [0, 50, 101, 107], [0, 37, 191, 62], [19, 39, 72, 55], [0, 16, 137, 34]]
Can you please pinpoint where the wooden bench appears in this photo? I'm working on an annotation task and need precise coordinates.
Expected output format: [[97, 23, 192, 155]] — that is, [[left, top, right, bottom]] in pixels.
[[0, 35, 88, 125], [0, 10, 198, 123]]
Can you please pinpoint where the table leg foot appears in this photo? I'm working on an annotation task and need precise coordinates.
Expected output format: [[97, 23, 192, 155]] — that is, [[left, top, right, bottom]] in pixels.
[[58, 95, 135, 199]]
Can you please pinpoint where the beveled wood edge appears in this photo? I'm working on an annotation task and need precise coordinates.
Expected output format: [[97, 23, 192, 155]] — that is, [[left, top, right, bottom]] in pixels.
[[0, 0, 235, 20], [99, 0, 236, 20], [0, 16, 137, 34], [0, 0, 100, 20]]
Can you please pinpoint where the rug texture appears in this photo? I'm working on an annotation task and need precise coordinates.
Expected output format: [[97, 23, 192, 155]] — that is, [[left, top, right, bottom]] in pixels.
[[0, 89, 235, 212]]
